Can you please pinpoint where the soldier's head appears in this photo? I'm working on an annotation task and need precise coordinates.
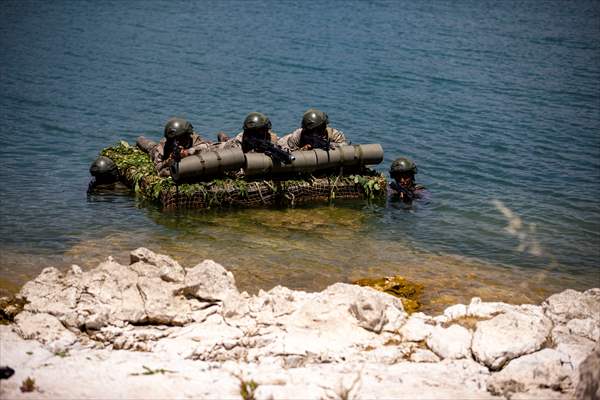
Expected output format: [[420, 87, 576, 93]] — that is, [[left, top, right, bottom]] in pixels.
[[164, 117, 194, 148], [301, 108, 328, 142], [389, 157, 417, 187], [89, 156, 118, 184], [242, 112, 271, 142]]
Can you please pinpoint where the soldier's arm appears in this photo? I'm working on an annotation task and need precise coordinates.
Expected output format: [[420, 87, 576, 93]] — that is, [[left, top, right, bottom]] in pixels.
[[186, 134, 213, 155], [328, 128, 348, 144], [277, 129, 302, 151], [149, 139, 166, 163]]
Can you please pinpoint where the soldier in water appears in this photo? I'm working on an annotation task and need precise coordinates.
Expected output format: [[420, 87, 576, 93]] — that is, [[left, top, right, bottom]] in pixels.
[[278, 108, 347, 151], [87, 155, 129, 194], [149, 117, 213, 177], [388, 157, 428, 203]]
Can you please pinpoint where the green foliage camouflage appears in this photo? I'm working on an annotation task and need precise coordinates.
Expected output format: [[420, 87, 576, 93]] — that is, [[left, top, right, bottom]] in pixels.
[[100, 141, 387, 210]]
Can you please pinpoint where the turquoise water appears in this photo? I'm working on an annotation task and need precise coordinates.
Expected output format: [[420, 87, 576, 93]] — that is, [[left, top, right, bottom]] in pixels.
[[1, 1, 599, 308]]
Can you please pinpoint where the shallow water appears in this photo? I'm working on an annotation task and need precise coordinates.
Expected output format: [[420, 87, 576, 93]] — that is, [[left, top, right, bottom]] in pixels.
[[1, 1, 599, 311]]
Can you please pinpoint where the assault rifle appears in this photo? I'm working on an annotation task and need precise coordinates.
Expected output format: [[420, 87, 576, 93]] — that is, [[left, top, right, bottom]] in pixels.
[[245, 136, 295, 164], [172, 143, 182, 163], [390, 181, 415, 202], [306, 134, 334, 151]]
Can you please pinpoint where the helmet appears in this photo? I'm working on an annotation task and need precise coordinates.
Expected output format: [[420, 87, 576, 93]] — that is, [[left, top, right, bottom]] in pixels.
[[164, 117, 193, 140], [243, 112, 271, 131], [389, 157, 417, 175], [89, 156, 118, 182], [301, 108, 328, 130]]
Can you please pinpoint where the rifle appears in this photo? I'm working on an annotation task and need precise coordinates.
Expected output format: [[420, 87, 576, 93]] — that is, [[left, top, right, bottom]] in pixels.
[[306, 134, 334, 150], [390, 181, 415, 202], [168, 142, 183, 209], [245, 136, 295, 164]]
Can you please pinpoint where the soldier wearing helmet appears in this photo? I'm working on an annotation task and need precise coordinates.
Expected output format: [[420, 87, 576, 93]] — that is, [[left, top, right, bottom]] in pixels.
[[389, 157, 427, 202], [219, 112, 279, 152], [87, 155, 129, 194], [278, 108, 347, 151], [149, 117, 213, 177]]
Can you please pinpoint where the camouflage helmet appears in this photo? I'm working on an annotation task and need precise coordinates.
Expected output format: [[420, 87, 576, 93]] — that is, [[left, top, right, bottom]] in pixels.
[[243, 112, 271, 131], [389, 157, 418, 175], [164, 117, 193, 140], [89, 156, 118, 182], [301, 108, 328, 130]]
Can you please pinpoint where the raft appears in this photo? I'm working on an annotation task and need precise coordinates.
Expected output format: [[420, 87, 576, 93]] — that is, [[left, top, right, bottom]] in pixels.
[[99, 140, 387, 210]]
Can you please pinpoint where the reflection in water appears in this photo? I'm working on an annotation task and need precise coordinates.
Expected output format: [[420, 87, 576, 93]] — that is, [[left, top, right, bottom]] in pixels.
[[492, 199, 543, 257], [0, 201, 594, 314]]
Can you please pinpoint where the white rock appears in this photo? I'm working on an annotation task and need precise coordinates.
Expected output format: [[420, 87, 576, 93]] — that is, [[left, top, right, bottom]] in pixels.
[[566, 318, 600, 342], [556, 341, 596, 371], [410, 348, 441, 363], [69, 264, 82, 275], [14, 311, 78, 352], [543, 289, 600, 325], [467, 297, 517, 318], [349, 292, 388, 333], [444, 303, 468, 320], [575, 344, 600, 400], [399, 313, 434, 342], [472, 309, 553, 370], [427, 324, 472, 360], [178, 259, 248, 318], [130, 247, 184, 278], [487, 349, 572, 396]]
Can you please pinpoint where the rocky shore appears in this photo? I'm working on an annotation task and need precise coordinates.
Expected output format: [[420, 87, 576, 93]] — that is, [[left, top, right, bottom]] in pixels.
[[1, 248, 598, 399]]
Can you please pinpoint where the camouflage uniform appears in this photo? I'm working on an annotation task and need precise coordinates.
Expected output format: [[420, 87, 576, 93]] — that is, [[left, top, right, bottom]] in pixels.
[[150, 133, 212, 177], [218, 130, 279, 150], [277, 127, 347, 151]]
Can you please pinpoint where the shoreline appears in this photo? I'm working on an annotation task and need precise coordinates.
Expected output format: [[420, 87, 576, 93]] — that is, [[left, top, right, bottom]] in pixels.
[[1, 248, 598, 399]]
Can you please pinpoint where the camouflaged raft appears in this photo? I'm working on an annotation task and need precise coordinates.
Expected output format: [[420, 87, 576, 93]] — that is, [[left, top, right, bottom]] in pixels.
[[100, 141, 387, 210]]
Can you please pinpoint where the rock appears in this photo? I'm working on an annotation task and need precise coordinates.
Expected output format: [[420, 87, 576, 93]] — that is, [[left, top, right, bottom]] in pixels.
[[543, 289, 600, 325], [553, 328, 597, 370], [177, 259, 247, 318], [135, 277, 193, 326], [349, 292, 388, 333], [410, 348, 441, 363], [472, 307, 553, 370], [5, 249, 599, 400], [487, 349, 572, 397], [179, 260, 238, 301], [444, 303, 467, 320], [467, 297, 517, 318], [14, 311, 78, 353], [427, 324, 472, 360], [566, 318, 600, 343], [399, 313, 434, 342], [130, 247, 185, 283], [575, 345, 600, 400]]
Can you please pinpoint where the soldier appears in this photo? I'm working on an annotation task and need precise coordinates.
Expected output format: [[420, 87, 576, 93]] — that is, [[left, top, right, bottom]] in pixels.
[[388, 157, 428, 203], [278, 108, 347, 151], [219, 112, 279, 152], [150, 117, 212, 177], [87, 156, 129, 194]]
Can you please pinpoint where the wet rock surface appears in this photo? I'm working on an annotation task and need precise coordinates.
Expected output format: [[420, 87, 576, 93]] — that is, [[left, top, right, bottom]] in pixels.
[[0, 248, 598, 399]]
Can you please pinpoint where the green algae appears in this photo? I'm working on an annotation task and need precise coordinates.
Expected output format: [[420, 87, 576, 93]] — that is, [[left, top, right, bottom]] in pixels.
[[353, 276, 424, 313]]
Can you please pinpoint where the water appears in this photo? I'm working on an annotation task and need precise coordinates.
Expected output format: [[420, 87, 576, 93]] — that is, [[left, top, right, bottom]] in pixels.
[[1, 1, 599, 311]]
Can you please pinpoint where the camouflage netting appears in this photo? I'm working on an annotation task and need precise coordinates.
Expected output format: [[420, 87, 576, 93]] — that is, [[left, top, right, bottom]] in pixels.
[[100, 141, 387, 210]]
